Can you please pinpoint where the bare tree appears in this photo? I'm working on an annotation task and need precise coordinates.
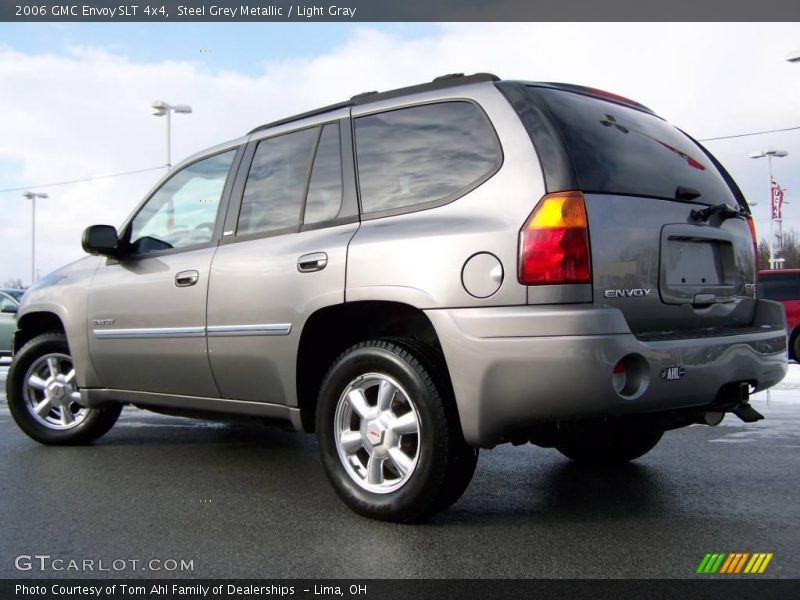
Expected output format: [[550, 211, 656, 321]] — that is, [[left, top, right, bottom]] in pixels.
[[759, 228, 800, 270], [2, 277, 25, 289]]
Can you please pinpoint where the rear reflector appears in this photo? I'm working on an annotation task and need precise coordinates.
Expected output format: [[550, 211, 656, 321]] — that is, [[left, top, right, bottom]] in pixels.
[[519, 191, 591, 285]]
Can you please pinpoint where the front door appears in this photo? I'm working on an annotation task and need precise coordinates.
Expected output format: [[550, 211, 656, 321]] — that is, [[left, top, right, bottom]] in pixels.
[[87, 148, 239, 397]]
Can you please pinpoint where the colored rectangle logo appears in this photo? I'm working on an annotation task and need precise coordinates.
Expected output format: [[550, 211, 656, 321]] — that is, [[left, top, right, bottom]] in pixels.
[[697, 552, 773, 574]]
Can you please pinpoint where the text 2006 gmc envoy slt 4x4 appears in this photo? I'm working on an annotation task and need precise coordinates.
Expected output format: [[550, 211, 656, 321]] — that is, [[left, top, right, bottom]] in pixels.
[[7, 73, 787, 522]]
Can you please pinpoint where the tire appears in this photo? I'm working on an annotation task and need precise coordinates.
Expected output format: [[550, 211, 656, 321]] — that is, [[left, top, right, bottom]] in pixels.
[[791, 331, 800, 362], [6, 332, 122, 445], [315, 339, 477, 522], [555, 425, 663, 465]]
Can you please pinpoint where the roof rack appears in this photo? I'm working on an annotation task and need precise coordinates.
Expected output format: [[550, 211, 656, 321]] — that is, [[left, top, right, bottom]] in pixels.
[[248, 72, 499, 134]]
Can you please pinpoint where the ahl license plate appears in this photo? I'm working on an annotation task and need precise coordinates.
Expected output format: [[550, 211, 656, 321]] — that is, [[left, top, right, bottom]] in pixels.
[[661, 366, 685, 381]]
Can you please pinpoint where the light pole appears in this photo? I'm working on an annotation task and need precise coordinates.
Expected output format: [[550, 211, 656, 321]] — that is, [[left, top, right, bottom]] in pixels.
[[750, 150, 788, 269], [151, 100, 192, 170], [22, 191, 48, 286]]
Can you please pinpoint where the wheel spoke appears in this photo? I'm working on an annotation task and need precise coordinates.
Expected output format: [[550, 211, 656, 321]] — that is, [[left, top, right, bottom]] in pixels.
[[64, 369, 76, 384], [46, 357, 60, 378], [28, 374, 48, 391], [346, 389, 372, 419], [387, 448, 413, 478], [69, 391, 82, 403], [60, 406, 75, 426], [34, 398, 53, 417], [340, 430, 363, 454], [391, 412, 418, 435], [366, 455, 384, 485], [377, 379, 395, 412]]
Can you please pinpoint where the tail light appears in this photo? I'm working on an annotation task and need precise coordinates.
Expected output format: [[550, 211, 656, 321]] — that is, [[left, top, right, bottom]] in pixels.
[[518, 191, 591, 285], [745, 215, 759, 271]]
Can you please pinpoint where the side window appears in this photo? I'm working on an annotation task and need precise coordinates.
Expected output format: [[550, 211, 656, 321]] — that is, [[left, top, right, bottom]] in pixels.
[[237, 127, 318, 236], [354, 101, 501, 215], [129, 150, 236, 255], [758, 273, 800, 301], [304, 123, 343, 226], [0, 293, 17, 313]]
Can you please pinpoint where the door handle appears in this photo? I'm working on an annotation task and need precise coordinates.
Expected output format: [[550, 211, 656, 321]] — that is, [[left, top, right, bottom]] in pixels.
[[297, 252, 328, 273], [175, 270, 200, 287]]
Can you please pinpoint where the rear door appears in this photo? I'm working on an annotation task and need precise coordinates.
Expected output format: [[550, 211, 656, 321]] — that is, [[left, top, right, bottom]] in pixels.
[[206, 111, 359, 406]]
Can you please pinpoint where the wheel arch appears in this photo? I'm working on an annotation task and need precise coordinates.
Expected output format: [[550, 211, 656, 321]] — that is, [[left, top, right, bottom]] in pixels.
[[14, 309, 102, 388], [295, 301, 449, 432], [14, 311, 67, 353]]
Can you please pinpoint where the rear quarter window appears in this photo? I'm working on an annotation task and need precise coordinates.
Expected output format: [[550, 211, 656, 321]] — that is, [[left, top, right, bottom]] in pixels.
[[354, 101, 501, 216]]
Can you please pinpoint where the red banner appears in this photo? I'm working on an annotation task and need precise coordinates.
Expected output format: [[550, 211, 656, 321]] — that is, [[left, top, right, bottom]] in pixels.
[[771, 179, 784, 220]]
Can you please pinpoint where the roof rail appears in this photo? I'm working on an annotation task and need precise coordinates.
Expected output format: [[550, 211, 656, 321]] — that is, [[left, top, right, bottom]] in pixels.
[[350, 72, 499, 106], [248, 72, 499, 135]]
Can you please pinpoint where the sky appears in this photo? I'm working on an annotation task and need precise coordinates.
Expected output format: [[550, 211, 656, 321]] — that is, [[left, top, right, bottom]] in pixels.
[[1, 22, 799, 286]]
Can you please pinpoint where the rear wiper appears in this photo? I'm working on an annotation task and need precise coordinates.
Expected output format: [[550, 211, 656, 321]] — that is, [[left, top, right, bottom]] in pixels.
[[690, 202, 746, 223], [675, 186, 702, 200]]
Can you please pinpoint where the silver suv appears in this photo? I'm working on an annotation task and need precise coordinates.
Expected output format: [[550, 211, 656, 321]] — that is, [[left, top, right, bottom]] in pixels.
[[6, 73, 787, 522]]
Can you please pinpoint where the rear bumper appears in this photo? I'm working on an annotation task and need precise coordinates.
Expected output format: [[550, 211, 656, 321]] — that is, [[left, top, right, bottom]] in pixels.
[[425, 300, 787, 447]]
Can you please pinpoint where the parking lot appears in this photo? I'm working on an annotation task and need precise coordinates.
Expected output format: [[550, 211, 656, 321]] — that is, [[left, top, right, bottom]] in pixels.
[[1, 364, 799, 579]]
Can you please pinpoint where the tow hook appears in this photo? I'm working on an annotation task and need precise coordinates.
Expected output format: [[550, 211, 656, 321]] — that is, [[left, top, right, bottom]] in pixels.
[[732, 403, 765, 423]]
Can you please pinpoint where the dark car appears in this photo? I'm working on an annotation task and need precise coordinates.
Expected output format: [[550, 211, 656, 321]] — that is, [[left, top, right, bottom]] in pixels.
[[0, 288, 25, 302], [1, 291, 20, 359], [758, 269, 800, 359]]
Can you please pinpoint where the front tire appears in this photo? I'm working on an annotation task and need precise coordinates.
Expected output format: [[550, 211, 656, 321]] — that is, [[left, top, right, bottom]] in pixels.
[[791, 330, 800, 362], [316, 339, 476, 522], [7, 332, 122, 445]]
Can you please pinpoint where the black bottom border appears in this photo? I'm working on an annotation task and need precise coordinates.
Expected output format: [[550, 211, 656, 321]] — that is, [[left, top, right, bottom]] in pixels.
[[3, 579, 800, 600]]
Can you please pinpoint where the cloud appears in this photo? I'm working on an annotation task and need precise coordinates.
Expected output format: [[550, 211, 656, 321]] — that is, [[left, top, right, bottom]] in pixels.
[[1, 22, 799, 284]]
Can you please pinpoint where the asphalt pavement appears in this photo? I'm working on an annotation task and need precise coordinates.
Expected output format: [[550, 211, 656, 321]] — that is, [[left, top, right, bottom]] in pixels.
[[1, 365, 799, 579]]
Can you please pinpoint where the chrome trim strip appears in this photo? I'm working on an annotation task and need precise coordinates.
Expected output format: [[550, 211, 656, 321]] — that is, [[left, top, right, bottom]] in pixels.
[[207, 323, 292, 337], [92, 323, 292, 339], [92, 326, 205, 339]]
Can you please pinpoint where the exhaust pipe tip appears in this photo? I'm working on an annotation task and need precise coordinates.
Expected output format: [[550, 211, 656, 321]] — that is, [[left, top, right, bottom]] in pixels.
[[700, 411, 725, 426]]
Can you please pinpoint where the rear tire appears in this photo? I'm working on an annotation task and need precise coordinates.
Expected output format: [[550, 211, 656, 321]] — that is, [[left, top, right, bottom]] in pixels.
[[791, 330, 800, 362], [555, 426, 663, 465], [316, 339, 476, 522], [7, 332, 122, 445]]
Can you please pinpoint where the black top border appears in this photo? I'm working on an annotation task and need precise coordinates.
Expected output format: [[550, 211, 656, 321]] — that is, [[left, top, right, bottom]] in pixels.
[[2, 0, 800, 22]]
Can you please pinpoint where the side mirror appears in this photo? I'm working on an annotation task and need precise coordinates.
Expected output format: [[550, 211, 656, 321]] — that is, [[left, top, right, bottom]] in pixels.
[[82, 225, 119, 256]]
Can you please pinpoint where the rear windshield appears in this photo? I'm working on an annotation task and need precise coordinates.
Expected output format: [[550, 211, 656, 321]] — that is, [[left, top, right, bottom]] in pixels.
[[529, 87, 737, 205]]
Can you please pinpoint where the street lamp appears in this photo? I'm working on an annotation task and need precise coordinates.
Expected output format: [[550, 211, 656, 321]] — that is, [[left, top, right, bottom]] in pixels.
[[750, 150, 789, 269], [151, 100, 192, 170], [22, 191, 48, 286]]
